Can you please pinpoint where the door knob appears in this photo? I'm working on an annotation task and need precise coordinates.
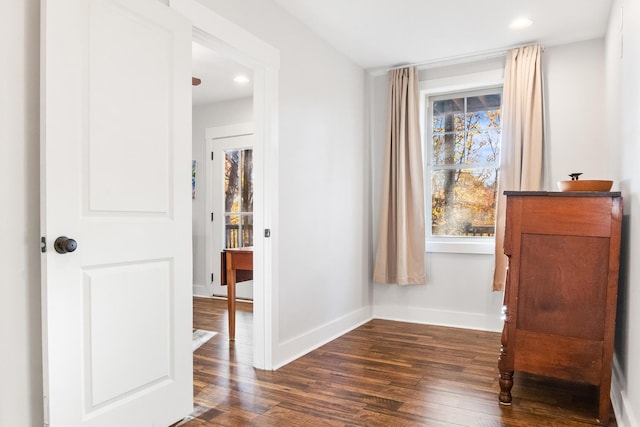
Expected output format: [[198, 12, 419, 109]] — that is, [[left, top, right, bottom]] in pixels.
[[54, 236, 78, 254]]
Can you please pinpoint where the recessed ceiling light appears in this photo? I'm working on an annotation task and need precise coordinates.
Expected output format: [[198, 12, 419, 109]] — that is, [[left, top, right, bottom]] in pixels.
[[233, 75, 250, 84], [510, 17, 533, 30]]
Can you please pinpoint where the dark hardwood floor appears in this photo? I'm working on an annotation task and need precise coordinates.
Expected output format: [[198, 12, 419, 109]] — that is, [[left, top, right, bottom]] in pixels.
[[180, 297, 617, 426]]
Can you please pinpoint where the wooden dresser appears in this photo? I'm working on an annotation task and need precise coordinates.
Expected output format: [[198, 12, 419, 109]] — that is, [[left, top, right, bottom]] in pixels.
[[498, 191, 622, 424]]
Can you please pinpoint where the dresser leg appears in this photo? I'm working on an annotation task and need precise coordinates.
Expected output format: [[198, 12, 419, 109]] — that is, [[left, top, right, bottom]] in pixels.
[[498, 310, 514, 405], [499, 370, 513, 405], [597, 392, 612, 426]]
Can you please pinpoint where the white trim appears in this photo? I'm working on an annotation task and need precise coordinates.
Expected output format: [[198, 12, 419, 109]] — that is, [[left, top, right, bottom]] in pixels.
[[171, 0, 279, 69], [273, 308, 372, 370], [426, 239, 495, 255], [611, 354, 639, 427], [206, 122, 253, 140], [419, 70, 504, 95], [272, 304, 504, 369], [372, 304, 503, 333], [192, 282, 207, 296], [170, 0, 280, 370]]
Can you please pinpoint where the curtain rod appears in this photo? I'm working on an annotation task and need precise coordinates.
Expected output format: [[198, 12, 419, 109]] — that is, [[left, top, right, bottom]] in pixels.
[[371, 42, 541, 74]]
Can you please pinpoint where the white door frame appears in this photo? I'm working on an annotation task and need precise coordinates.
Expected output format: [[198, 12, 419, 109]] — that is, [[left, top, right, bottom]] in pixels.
[[205, 123, 253, 299], [170, 0, 279, 370]]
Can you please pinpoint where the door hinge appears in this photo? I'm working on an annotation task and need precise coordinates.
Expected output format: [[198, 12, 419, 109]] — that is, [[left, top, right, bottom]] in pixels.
[[211, 273, 214, 283], [41, 236, 47, 253], [211, 151, 214, 160], [264, 228, 271, 238], [211, 212, 214, 221]]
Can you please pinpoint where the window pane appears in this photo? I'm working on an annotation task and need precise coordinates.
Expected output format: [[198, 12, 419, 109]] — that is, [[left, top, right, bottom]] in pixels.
[[433, 98, 464, 166], [242, 215, 253, 247], [240, 149, 253, 213], [463, 129, 501, 164], [465, 98, 501, 166], [225, 214, 240, 248], [466, 94, 501, 113], [432, 128, 467, 166], [224, 150, 240, 213], [433, 98, 464, 116], [431, 168, 498, 237], [432, 133, 463, 165]]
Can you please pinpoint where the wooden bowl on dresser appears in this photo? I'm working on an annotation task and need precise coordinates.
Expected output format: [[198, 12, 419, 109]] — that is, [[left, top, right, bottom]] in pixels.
[[557, 180, 613, 192]]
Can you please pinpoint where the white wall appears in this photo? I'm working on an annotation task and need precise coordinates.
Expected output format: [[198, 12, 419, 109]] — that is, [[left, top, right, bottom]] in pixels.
[[191, 97, 253, 293], [196, 0, 370, 365], [370, 40, 610, 334], [542, 39, 610, 189], [0, 1, 44, 426], [605, 1, 640, 425]]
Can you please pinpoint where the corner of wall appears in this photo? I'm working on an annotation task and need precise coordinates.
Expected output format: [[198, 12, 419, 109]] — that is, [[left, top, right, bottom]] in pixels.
[[273, 307, 372, 369]]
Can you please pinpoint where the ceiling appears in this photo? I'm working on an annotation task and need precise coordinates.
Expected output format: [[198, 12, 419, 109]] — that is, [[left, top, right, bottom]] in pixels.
[[191, 0, 613, 105], [272, 0, 614, 70], [191, 42, 253, 106]]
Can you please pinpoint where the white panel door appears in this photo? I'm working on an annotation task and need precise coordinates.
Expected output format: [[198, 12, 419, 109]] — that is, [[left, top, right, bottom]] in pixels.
[[40, 0, 192, 425]]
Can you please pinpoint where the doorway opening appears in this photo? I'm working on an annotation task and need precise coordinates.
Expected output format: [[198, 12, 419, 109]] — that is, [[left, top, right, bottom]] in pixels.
[[191, 39, 254, 297], [191, 42, 255, 334], [173, 0, 280, 373]]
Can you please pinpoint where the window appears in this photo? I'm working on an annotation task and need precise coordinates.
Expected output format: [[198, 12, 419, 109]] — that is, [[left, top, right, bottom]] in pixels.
[[426, 88, 502, 243], [224, 148, 253, 248]]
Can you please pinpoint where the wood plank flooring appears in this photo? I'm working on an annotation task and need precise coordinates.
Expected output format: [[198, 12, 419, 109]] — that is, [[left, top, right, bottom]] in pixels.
[[179, 297, 617, 426]]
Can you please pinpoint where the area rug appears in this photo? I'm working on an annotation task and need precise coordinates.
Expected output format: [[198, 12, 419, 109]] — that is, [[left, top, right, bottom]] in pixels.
[[192, 329, 217, 352]]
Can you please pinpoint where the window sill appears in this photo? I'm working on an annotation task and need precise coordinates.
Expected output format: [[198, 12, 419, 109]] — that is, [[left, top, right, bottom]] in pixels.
[[426, 238, 495, 255]]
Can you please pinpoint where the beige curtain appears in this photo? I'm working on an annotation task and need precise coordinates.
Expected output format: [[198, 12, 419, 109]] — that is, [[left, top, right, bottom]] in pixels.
[[373, 67, 426, 285], [493, 44, 543, 291]]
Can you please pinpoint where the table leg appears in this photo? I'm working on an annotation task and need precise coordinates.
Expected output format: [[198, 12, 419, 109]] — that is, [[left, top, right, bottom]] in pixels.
[[226, 252, 236, 341]]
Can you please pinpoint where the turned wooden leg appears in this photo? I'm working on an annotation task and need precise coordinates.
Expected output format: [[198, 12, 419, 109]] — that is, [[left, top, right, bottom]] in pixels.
[[499, 367, 513, 405], [498, 299, 513, 405]]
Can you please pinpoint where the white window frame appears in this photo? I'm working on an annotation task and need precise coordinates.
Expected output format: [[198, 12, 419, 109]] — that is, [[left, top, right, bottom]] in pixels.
[[419, 70, 503, 254]]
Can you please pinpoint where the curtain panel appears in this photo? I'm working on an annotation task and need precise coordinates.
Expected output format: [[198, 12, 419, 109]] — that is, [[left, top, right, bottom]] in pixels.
[[373, 67, 426, 285], [493, 44, 544, 291]]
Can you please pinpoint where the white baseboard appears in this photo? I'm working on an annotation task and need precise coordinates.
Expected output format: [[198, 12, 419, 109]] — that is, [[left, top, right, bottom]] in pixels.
[[272, 305, 501, 370], [372, 304, 503, 332], [611, 354, 639, 427], [192, 283, 209, 297], [273, 306, 373, 370]]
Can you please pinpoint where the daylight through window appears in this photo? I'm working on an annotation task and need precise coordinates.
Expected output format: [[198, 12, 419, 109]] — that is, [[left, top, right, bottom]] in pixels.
[[427, 89, 502, 237], [224, 148, 254, 248]]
